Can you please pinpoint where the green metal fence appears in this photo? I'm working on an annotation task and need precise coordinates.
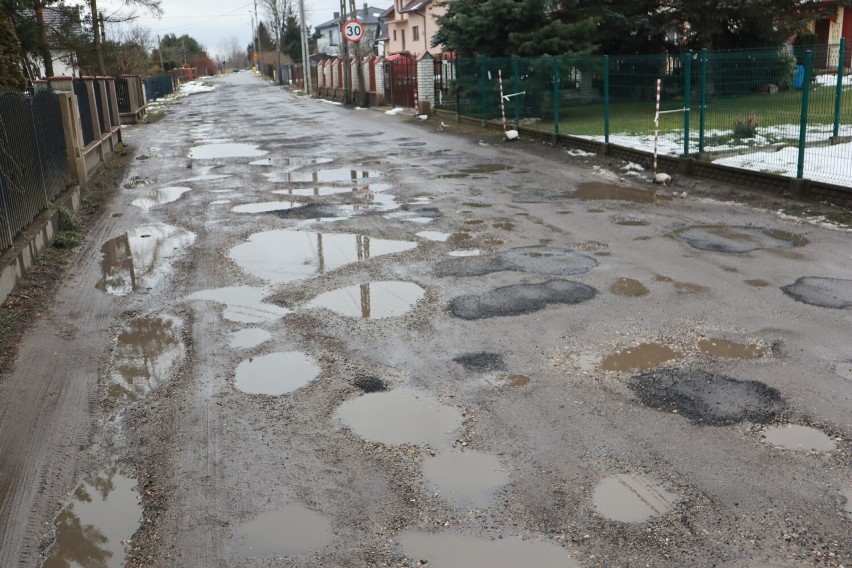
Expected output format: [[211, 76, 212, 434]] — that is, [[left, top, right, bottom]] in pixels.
[[442, 42, 852, 188]]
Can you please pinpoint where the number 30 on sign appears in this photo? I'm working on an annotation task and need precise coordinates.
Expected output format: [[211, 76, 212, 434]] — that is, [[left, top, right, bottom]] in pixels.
[[342, 19, 364, 42]]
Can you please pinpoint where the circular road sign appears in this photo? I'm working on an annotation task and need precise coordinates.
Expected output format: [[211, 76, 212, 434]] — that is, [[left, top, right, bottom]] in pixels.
[[342, 19, 364, 43]]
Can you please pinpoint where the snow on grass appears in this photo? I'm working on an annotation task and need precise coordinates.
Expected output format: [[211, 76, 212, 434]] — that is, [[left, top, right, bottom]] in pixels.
[[814, 74, 852, 87], [714, 141, 852, 186], [179, 80, 216, 95]]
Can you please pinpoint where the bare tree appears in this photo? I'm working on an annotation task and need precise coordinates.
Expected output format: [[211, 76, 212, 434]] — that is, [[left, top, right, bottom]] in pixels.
[[262, 0, 291, 80], [89, 0, 162, 75]]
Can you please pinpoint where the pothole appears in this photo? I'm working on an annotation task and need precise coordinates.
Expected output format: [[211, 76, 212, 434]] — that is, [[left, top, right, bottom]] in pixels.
[[449, 280, 596, 320], [611, 278, 649, 297], [572, 182, 666, 203], [745, 279, 771, 287], [229, 230, 416, 284], [422, 450, 510, 508], [307, 281, 425, 319], [232, 504, 333, 557], [697, 338, 765, 359], [228, 328, 272, 349], [189, 286, 291, 323], [353, 375, 388, 392], [417, 231, 451, 242], [781, 277, 852, 309], [130, 186, 191, 210], [453, 352, 506, 372], [448, 232, 472, 242], [628, 368, 785, 425], [462, 163, 513, 174], [232, 201, 302, 214], [600, 343, 679, 372], [234, 351, 321, 395], [593, 474, 677, 523], [493, 373, 530, 387], [492, 221, 514, 230], [674, 226, 808, 253], [436, 247, 597, 278], [762, 425, 837, 452], [188, 143, 267, 159], [265, 168, 380, 184], [398, 532, 579, 567]]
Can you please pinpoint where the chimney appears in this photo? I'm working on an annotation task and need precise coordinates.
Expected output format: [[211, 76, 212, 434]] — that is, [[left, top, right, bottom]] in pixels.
[[363, 3, 368, 15], [333, 11, 339, 18]]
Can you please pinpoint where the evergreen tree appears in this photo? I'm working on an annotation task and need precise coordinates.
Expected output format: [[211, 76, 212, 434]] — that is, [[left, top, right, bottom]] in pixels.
[[0, 10, 26, 88]]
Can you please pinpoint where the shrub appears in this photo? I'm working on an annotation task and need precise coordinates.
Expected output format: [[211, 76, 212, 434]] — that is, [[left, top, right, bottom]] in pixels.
[[733, 113, 758, 138]]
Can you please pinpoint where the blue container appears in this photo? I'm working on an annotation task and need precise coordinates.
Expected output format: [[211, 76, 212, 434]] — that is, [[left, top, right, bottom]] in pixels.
[[792, 65, 804, 89]]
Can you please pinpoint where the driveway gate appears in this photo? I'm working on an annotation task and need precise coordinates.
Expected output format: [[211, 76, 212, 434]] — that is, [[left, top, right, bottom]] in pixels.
[[384, 56, 416, 108]]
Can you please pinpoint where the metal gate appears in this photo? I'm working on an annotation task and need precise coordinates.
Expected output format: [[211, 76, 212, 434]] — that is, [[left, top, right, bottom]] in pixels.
[[433, 53, 456, 109], [384, 56, 416, 108]]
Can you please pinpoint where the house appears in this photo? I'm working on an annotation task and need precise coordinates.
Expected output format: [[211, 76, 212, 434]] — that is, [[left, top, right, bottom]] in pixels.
[[315, 4, 388, 57], [807, 1, 852, 68], [379, 0, 444, 56]]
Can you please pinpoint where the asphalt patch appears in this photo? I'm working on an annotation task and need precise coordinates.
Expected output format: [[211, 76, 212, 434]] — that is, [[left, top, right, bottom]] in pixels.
[[628, 368, 785, 425], [781, 276, 852, 309], [353, 375, 388, 393], [435, 247, 597, 278], [674, 226, 808, 253], [448, 280, 597, 320], [452, 352, 507, 372]]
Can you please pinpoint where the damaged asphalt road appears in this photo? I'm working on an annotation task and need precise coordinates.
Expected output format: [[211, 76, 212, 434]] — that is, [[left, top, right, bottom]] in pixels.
[[0, 72, 850, 567]]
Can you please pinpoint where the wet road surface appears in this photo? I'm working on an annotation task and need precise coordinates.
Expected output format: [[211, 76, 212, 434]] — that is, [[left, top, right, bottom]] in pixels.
[[0, 72, 851, 567]]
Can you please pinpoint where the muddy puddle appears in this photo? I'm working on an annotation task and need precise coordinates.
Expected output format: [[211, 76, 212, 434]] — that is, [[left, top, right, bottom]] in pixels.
[[307, 280, 425, 319], [629, 368, 784, 425], [463, 202, 493, 208], [233, 504, 333, 557], [697, 338, 765, 359], [781, 277, 852, 309], [436, 247, 597, 278], [42, 470, 142, 568], [398, 532, 579, 567], [464, 219, 485, 225], [493, 373, 530, 387], [422, 450, 509, 508], [600, 343, 679, 372], [265, 168, 380, 184], [234, 351, 321, 395], [453, 352, 506, 372], [653, 274, 673, 282], [229, 230, 416, 284], [674, 281, 709, 294], [97, 224, 196, 296], [448, 232, 472, 242], [492, 221, 514, 230], [417, 231, 451, 242], [188, 143, 267, 159], [572, 182, 664, 203], [229, 328, 272, 349], [107, 314, 184, 403], [130, 186, 191, 210], [461, 163, 514, 174], [745, 278, 770, 287], [189, 286, 291, 323], [762, 425, 837, 452], [593, 474, 676, 523], [335, 387, 463, 447], [614, 218, 649, 226], [449, 280, 596, 320], [232, 201, 301, 214], [674, 226, 808, 254], [611, 278, 649, 297]]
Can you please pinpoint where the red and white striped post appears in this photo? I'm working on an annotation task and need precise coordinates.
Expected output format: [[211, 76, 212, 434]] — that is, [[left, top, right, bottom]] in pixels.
[[653, 78, 661, 178], [498, 69, 507, 132]]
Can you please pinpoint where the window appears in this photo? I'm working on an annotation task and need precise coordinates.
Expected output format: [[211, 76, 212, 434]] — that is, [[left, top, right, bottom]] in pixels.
[[393, 30, 397, 41], [401, 29, 405, 50], [329, 29, 337, 46], [413, 26, 419, 41]]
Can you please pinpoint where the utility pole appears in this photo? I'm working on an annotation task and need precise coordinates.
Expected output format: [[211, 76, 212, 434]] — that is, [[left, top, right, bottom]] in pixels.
[[254, 0, 262, 74], [349, 0, 366, 106], [298, 0, 311, 94], [340, 0, 351, 103], [156, 34, 165, 72]]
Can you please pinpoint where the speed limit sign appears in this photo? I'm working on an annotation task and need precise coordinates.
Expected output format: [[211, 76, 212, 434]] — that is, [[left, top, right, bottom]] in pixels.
[[342, 19, 364, 42]]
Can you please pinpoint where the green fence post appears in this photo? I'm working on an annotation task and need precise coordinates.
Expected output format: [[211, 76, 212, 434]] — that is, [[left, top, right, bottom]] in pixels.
[[512, 57, 521, 126], [553, 56, 560, 134], [699, 49, 707, 153], [682, 52, 692, 157], [480, 57, 487, 122], [797, 50, 813, 179], [833, 38, 846, 140], [603, 55, 610, 144]]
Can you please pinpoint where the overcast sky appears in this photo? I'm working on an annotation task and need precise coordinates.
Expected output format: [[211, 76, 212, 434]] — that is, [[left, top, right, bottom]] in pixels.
[[109, 0, 374, 58]]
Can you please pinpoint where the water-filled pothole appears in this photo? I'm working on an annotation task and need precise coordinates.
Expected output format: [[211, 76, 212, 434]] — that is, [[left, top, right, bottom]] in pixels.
[[494, 373, 530, 387], [448, 232, 472, 242], [422, 450, 509, 508], [697, 338, 765, 359], [130, 186, 191, 210], [745, 278, 771, 287], [229, 328, 272, 349], [97, 224, 196, 296], [599, 343, 679, 372], [229, 230, 416, 284], [611, 278, 649, 297], [188, 143, 267, 159], [572, 182, 665, 203], [449, 280, 596, 320], [449, 249, 481, 257], [462, 163, 514, 174], [233, 504, 333, 557], [307, 281, 425, 319], [628, 368, 784, 425], [398, 532, 579, 567], [492, 221, 514, 230], [42, 470, 141, 568], [266, 168, 380, 184], [674, 226, 808, 253], [417, 231, 451, 242], [335, 387, 463, 446], [234, 351, 321, 395], [189, 286, 291, 323], [781, 277, 852, 309], [107, 314, 183, 403], [232, 201, 301, 214], [762, 425, 836, 452], [593, 474, 676, 523]]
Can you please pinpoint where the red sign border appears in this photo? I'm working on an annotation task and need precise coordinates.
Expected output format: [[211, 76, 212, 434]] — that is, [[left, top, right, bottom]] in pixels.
[[342, 19, 364, 43]]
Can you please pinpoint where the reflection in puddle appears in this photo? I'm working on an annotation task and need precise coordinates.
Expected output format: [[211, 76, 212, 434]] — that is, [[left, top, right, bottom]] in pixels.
[[461, 163, 514, 174], [611, 278, 649, 297], [42, 470, 141, 568], [335, 387, 463, 447], [234, 351, 321, 395], [698, 338, 765, 359], [233, 504, 333, 557], [130, 186, 191, 210], [745, 278, 770, 287], [593, 474, 676, 523], [448, 249, 480, 257], [307, 281, 425, 319], [232, 201, 301, 213], [229, 328, 272, 349], [398, 532, 579, 567], [272, 186, 351, 197], [249, 156, 333, 168], [600, 343, 680, 372], [230, 230, 415, 284], [417, 231, 451, 242], [188, 143, 267, 159], [573, 182, 665, 203], [422, 450, 509, 508], [107, 315, 184, 404], [265, 168, 379, 184], [96, 224, 196, 296], [189, 286, 291, 323], [763, 425, 836, 452]]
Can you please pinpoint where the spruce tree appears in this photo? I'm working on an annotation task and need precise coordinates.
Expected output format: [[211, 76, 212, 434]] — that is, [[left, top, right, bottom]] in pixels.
[[0, 10, 27, 89]]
